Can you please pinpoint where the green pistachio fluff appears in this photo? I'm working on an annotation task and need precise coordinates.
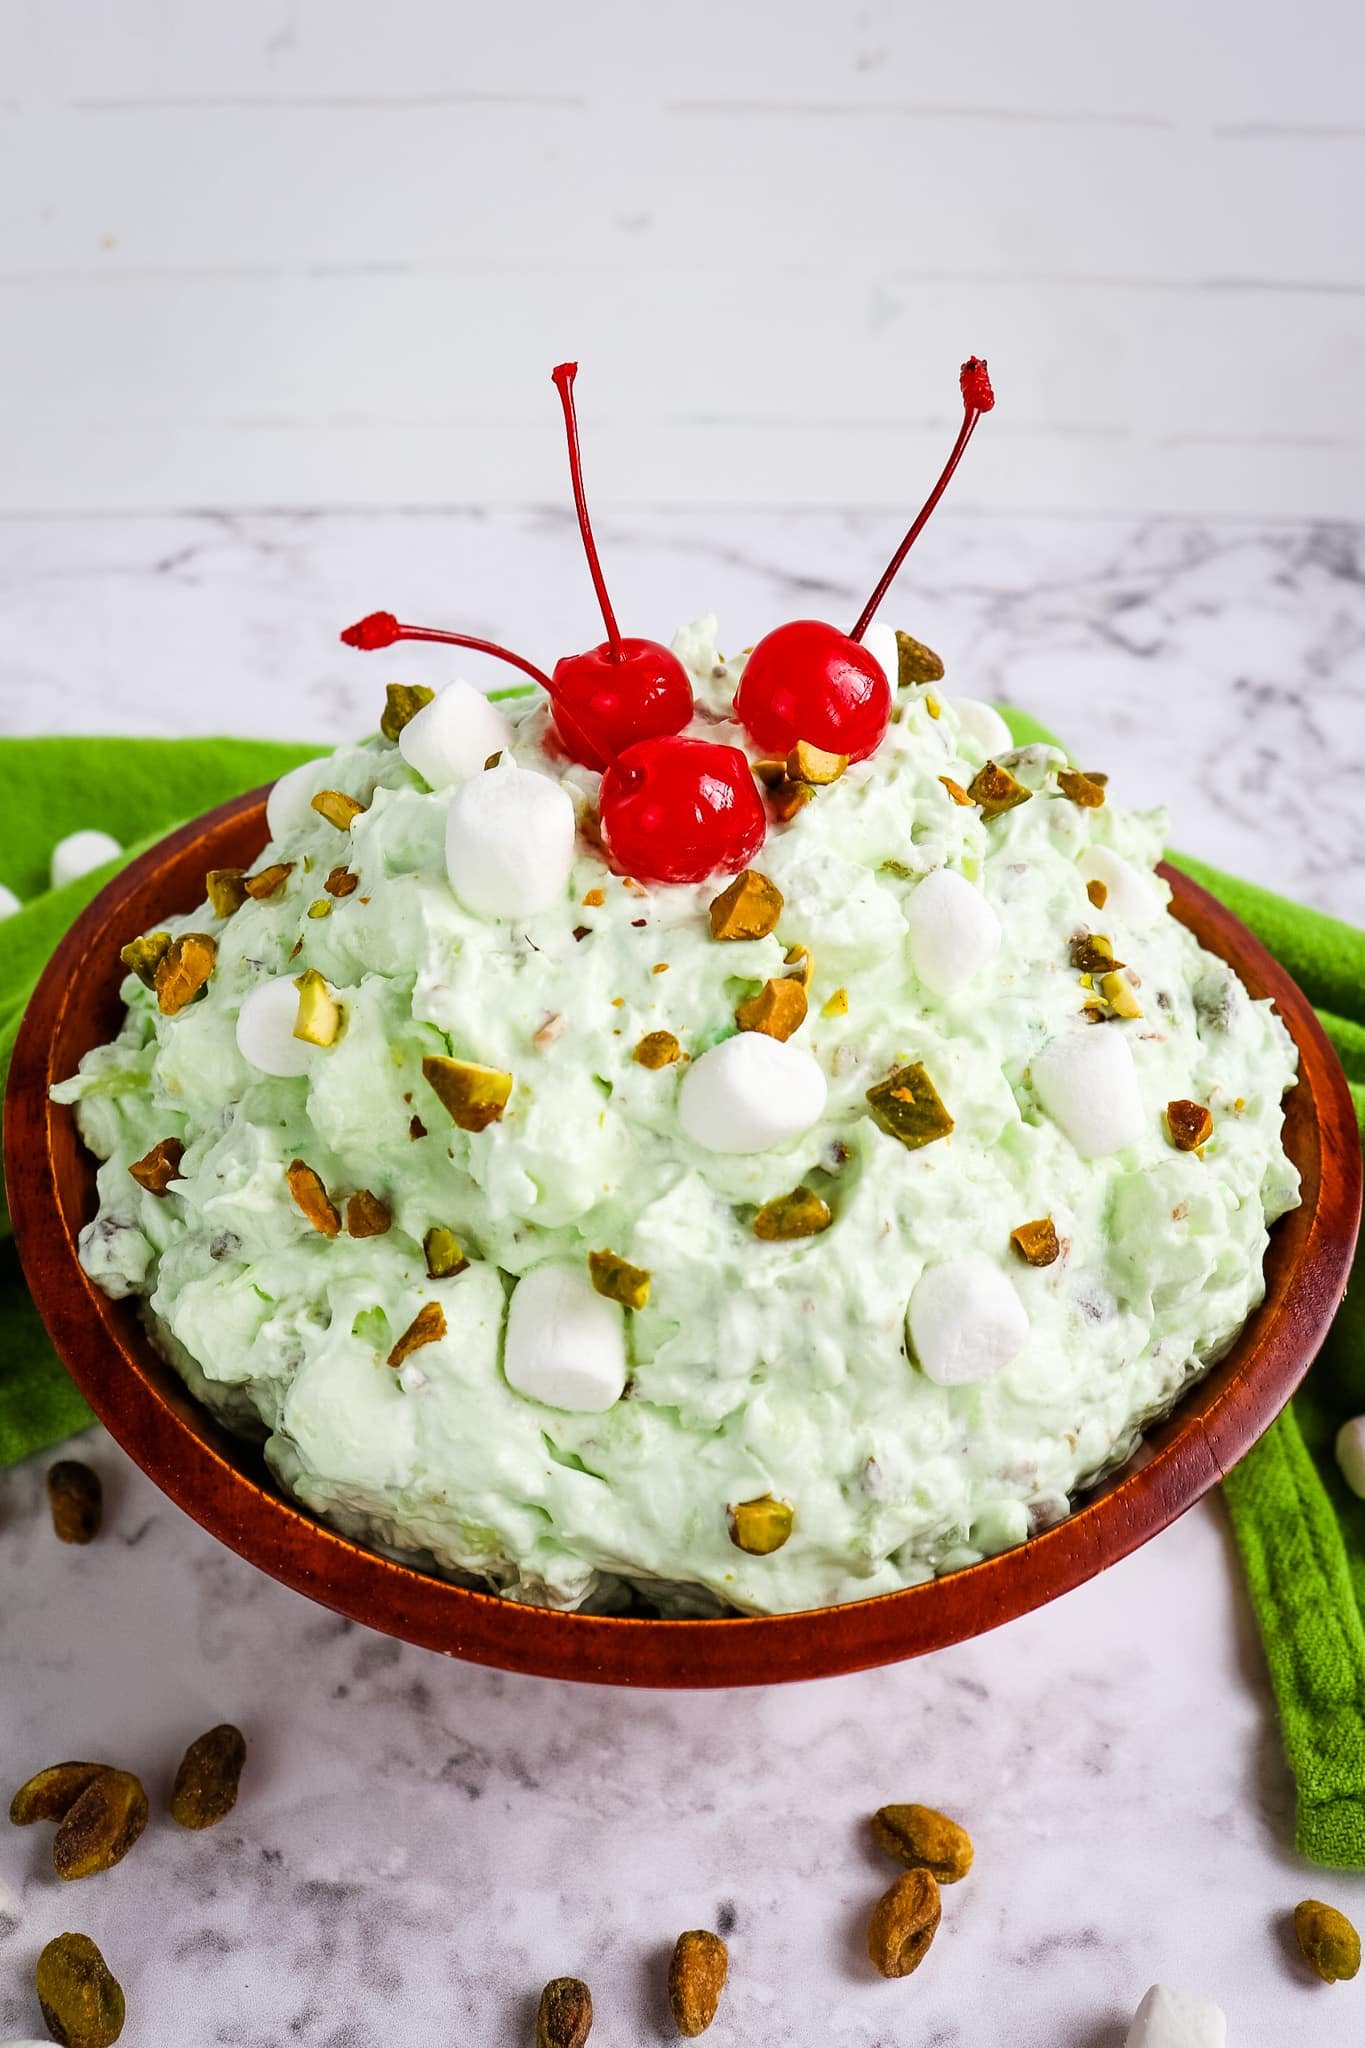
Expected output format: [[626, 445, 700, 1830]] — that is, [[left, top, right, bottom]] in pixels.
[[53, 619, 1299, 1615]]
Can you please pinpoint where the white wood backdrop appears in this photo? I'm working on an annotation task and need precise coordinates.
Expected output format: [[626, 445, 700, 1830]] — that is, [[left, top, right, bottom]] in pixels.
[[2, 0, 1364, 517]]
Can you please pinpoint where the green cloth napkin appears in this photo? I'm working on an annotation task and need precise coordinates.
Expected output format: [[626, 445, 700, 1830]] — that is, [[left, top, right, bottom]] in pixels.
[[1, 727, 1362, 1866]]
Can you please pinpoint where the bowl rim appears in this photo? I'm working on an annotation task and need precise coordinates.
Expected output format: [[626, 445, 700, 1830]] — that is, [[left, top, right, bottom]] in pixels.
[[6, 785, 1361, 1687]]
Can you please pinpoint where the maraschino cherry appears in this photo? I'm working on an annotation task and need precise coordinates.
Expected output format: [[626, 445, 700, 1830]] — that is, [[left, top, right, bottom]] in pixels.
[[599, 735, 766, 885], [548, 362, 693, 771], [735, 355, 995, 763]]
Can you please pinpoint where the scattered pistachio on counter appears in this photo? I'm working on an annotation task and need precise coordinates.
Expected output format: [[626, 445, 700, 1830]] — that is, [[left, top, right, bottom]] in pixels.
[[380, 681, 434, 741], [127, 1138, 185, 1198], [10, 1765, 105, 1825], [285, 1160, 341, 1238], [45, 1464, 103, 1546], [51, 1770, 148, 1881], [154, 933, 217, 1016], [422, 1055, 513, 1131], [387, 1302, 448, 1370], [728, 1495, 794, 1556], [870, 1804, 974, 1885], [536, 1976, 593, 2048], [1010, 1218, 1061, 1268], [708, 869, 783, 941], [896, 630, 945, 685], [1293, 1898, 1360, 1983], [588, 1250, 651, 1312], [866, 1868, 941, 1979], [170, 1725, 246, 1832], [668, 1930, 729, 2037], [1166, 1100, 1214, 1153], [35, 1932, 125, 2048]]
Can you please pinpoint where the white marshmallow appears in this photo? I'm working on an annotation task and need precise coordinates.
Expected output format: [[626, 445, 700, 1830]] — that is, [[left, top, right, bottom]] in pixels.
[[862, 621, 900, 692], [904, 867, 1002, 998], [0, 882, 21, 920], [504, 1261, 627, 1413], [50, 829, 121, 890], [1033, 1026, 1146, 1158], [908, 1254, 1029, 1386], [235, 977, 314, 1078], [1336, 1416, 1365, 1500], [265, 758, 326, 842], [445, 763, 576, 921], [399, 681, 513, 789], [1125, 1984, 1226, 2048], [1078, 845, 1163, 930], [678, 1033, 827, 1154], [947, 696, 1013, 756]]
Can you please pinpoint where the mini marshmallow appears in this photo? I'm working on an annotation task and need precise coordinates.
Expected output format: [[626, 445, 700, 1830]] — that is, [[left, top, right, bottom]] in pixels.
[[504, 1261, 627, 1413], [1336, 1416, 1365, 1500], [0, 883, 20, 921], [947, 696, 1013, 756], [399, 682, 512, 789], [908, 1254, 1029, 1386], [1078, 844, 1163, 930], [445, 763, 576, 920], [235, 977, 314, 1078], [50, 829, 121, 890], [265, 758, 326, 842], [678, 1033, 827, 1154], [1125, 1984, 1226, 2048], [862, 621, 900, 692], [904, 867, 1002, 998], [1033, 1026, 1146, 1158]]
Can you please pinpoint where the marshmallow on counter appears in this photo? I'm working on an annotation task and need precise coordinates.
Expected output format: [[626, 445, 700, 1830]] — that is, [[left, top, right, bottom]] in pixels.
[[678, 1032, 827, 1155], [1032, 1025, 1146, 1158], [265, 758, 327, 842], [445, 761, 576, 920], [50, 829, 121, 890], [399, 681, 513, 789], [1336, 1416, 1365, 1500], [1078, 844, 1163, 930], [503, 1261, 627, 1413], [0, 882, 20, 920], [946, 696, 1013, 757], [235, 977, 314, 1078], [1125, 1984, 1226, 2048], [908, 1253, 1029, 1386], [862, 620, 900, 693], [904, 867, 1002, 997]]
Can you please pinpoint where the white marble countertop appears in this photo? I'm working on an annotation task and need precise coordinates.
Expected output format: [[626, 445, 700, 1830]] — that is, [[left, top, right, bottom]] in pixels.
[[2, 509, 1363, 2045]]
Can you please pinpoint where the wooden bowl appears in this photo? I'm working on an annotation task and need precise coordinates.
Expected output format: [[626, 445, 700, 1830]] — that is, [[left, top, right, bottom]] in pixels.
[[7, 789, 1360, 1687]]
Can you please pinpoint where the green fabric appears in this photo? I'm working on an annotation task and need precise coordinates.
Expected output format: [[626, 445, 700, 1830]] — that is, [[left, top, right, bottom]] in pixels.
[[1, 724, 1362, 1865]]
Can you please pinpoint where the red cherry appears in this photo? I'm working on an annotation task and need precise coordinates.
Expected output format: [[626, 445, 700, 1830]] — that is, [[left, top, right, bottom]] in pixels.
[[599, 736, 766, 886], [550, 363, 693, 769]]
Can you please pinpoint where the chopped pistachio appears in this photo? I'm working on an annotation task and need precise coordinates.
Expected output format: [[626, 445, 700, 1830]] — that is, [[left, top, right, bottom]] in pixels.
[[769, 777, 815, 823], [119, 930, 172, 989], [387, 1301, 448, 1368], [786, 740, 848, 785], [1058, 766, 1106, 808], [128, 1137, 185, 1197], [823, 987, 849, 1017], [409, 1114, 428, 1140], [729, 1494, 794, 1556], [154, 932, 217, 1015], [1069, 931, 1123, 974], [582, 887, 605, 907], [1099, 970, 1143, 1019], [783, 943, 814, 986], [753, 1185, 832, 1241], [589, 1248, 652, 1311], [285, 1159, 341, 1237], [752, 758, 789, 789], [205, 867, 248, 918], [1081, 1002, 1110, 1024], [1010, 1217, 1060, 1267], [324, 865, 359, 898], [866, 1062, 954, 1149], [243, 862, 294, 901], [422, 1054, 512, 1130], [967, 760, 1031, 818], [380, 680, 434, 741], [939, 774, 974, 807], [311, 788, 366, 830], [1166, 1099, 1213, 1152], [735, 976, 808, 1042], [634, 1030, 683, 1069], [896, 630, 946, 685], [293, 968, 343, 1047], [46, 1462, 103, 1546], [652, 961, 669, 975], [709, 869, 783, 941], [483, 749, 503, 770], [1085, 878, 1109, 910], [304, 894, 330, 920], [925, 692, 942, 719], [346, 1190, 392, 1238], [424, 1226, 468, 1279]]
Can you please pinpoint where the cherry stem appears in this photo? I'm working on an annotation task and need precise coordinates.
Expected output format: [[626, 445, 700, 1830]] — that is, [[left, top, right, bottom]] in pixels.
[[340, 615, 554, 693], [849, 359, 994, 644], [551, 361, 624, 661]]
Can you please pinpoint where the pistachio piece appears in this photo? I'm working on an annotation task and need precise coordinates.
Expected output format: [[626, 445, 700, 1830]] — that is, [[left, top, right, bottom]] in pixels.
[[709, 869, 783, 941], [536, 1977, 593, 2048], [925, 692, 942, 718], [870, 1804, 974, 1884], [866, 1063, 954, 1149], [307, 898, 332, 918], [783, 942, 814, 986], [728, 1494, 794, 1555], [786, 740, 848, 785], [324, 864, 359, 897], [242, 862, 294, 900], [634, 1030, 683, 1069], [423, 1226, 468, 1279], [1099, 970, 1143, 1019], [52, 1769, 148, 1881], [1085, 877, 1109, 909], [380, 681, 434, 742], [285, 1160, 340, 1237], [768, 777, 815, 822], [668, 1930, 729, 2037], [422, 1054, 512, 1131], [154, 933, 217, 1016], [1166, 1099, 1213, 1152], [127, 1137, 184, 1197], [966, 760, 1031, 819], [310, 789, 366, 830], [867, 1868, 942, 1978], [205, 867, 248, 918], [896, 630, 946, 685], [1058, 767, 1106, 808], [387, 1302, 447, 1369], [752, 758, 788, 788], [735, 977, 808, 1042], [118, 931, 171, 989], [1294, 1898, 1360, 1983], [753, 1186, 832, 1241], [938, 775, 974, 807], [46, 1463, 103, 1546], [1069, 932, 1123, 974], [293, 968, 343, 1047], [1010, 1218, 1060, 1268], [588, 1249, 651, 1311], [170, 1725, 246, 1831], [345, 1190, 392, 1239], [822, 987, 849, 1017], [35, 1932, 125, 2048], [10, 1763, 106, 1826]]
